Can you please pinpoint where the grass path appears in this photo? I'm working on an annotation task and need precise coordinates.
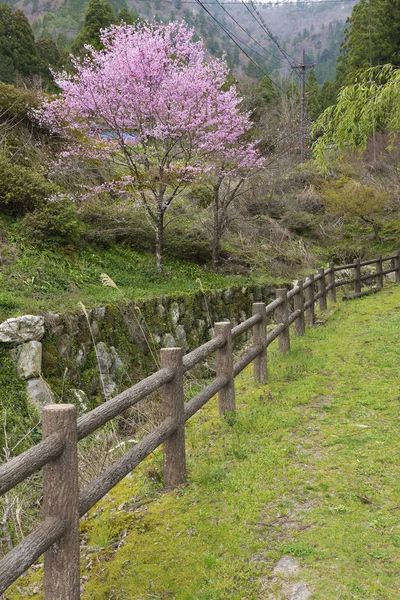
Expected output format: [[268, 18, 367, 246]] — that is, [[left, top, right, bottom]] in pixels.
[[12, 285, 400, 600]]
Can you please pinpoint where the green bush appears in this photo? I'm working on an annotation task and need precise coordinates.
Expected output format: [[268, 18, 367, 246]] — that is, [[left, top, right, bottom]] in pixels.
[[23, 196, 85, 245], [165, 223, 212, 264], [0, 154, 59, 214], [280, 210, 321, 237]]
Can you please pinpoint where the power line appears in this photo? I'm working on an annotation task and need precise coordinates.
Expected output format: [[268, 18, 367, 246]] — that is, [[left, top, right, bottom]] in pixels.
[[246, 0, 298, 66], [194, 0, 287, 92], [211, 0, 285, 65]]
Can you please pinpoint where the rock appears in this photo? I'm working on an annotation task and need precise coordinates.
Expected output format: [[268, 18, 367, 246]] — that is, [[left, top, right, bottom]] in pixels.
[[110, 346, 124, 373], [170, 302, 180, 327], [274, 556, 299, 576], [17, 341, 42, 379], [27, 378, 55, 409], [96, 342, 113, 374], [94, 306, 106, 321], [289, 583, 311, 600], [163, 333, 177, 348], [0, 315, 45, 345], [58, 334, 72, 359], [76, 345, 87, 366], [69, 389, 88, 411], [175, 325, 188, 352]]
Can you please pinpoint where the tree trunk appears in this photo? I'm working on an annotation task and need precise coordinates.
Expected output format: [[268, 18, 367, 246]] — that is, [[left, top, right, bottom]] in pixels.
[[212, 179, 223, 271], [156, 209, 164, 275]]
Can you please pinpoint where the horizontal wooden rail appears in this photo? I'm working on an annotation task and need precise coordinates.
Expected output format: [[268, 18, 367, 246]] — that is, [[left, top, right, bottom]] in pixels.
[[79, 418, 176, 517], [182, 334, 226, 371], [288, 308, 302, 326], [0, 518, 65, 594], [77, 367, 174, 440], [185, 375, 229, 421], [231, 313, 261, 338], [334, 262, 357, 272], [233, 343, 264, 377], [2, 249, 399, 598], [0, 433, 63, 496]]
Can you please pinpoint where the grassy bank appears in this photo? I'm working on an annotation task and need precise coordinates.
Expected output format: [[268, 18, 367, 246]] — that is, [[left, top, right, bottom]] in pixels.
[[0, 242, 274, 322], [9, 284, 400, 599]]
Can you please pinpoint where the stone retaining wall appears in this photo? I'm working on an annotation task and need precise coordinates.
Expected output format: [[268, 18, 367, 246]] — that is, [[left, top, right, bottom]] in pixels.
[[0, 283, 277, 412]]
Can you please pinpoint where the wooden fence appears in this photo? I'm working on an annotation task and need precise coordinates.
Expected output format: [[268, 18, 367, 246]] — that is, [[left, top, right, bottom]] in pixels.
[[0, 251, 399, 598]]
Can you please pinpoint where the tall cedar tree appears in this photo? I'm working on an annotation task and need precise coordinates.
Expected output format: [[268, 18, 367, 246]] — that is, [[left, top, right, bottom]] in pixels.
[[71, 0, 115, 55], [0, 5, 45, 83], [338, 0, 400, 85], [306, 70, 321, 120]]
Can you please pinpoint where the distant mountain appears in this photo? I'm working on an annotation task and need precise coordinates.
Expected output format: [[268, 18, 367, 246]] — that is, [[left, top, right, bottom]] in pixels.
[[9, 0, 357, 83]]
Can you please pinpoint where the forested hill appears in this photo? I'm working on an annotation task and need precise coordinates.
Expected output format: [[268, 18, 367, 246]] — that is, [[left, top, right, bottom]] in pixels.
[[8, 0, 356, 84]]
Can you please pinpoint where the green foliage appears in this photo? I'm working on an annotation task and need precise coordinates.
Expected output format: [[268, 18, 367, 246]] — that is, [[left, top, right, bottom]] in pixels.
[[280, 210, 320, 237], [71, 0, 115, 56], [0, 5, 47, 83], [36, 38, 61, 67], [338, 0, 400, 85], [22, 197, 85, 245], [0, 154, 59, 215], [313, 65, 400, 163], [305, 70, 321, 120], [0, 348, 38, 454]]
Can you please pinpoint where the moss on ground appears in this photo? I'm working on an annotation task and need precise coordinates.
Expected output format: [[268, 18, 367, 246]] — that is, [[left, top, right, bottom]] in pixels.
[[7, 284, 400, 599]]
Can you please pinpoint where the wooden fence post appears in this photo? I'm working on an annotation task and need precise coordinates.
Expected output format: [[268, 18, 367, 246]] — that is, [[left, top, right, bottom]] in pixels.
[[160, 348, 186, 489], [327, 263, 336, 302], [354, 258, 362, 294], [214, 322, 235, 416], [304, 274, 315, 327], [317, 267, 327, 311], [293, 280, 305, 336], [43, 405, 80, 600], [252, 302, 267, 384], [275, 289, 290, 353], [376, 254, 383, 289], [395, 250, 400, 283]]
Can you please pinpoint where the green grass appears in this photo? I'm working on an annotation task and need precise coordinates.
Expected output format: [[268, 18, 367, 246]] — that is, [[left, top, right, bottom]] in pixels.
[[0, 242, 273, 322], [9, 285, 400, 599]]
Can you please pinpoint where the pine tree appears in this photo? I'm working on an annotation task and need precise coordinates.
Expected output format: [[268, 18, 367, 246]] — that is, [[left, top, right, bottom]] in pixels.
[[71, 0, 115, 56]]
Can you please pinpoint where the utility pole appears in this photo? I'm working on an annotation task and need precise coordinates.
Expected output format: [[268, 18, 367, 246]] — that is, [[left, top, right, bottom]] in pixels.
[[292, 48, 315, 162]]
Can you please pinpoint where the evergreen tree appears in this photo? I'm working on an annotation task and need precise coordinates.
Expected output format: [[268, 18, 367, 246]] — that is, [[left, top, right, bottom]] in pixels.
[[0, 5, 46, 83], [118, 7, 138, 24], [0, 4, 15, 83], [338, 0, 400, 85], [71, 0, 115, 56], [319, 80, 338, 111], [36, 39, 61, 68], [256, 75, 280, 105], [305, 70, 321, 120]]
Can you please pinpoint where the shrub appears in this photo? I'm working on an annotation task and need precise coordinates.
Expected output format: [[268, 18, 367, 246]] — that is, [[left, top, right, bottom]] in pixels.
[[23, 196, 85, 245], [165, 223, 212, 264], [280, 210, 321, 237], [0, 154, 59, 214]]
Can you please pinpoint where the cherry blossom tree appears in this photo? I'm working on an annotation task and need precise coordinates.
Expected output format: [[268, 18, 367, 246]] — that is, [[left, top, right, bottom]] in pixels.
[[38, 21, 262, 273]]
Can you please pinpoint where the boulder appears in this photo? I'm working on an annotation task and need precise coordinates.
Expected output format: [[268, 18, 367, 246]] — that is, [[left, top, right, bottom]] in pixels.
[[27, 378, 55, 409], [0, 316, 45, 345], [17, 341, 42, 379]]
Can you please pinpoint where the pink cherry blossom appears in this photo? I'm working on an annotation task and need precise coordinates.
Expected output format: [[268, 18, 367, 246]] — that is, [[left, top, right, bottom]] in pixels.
[[37, 21, 263, 273]]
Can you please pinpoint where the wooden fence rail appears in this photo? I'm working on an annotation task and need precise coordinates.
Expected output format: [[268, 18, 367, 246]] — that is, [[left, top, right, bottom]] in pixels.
[[1, 251, 399, 598]]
